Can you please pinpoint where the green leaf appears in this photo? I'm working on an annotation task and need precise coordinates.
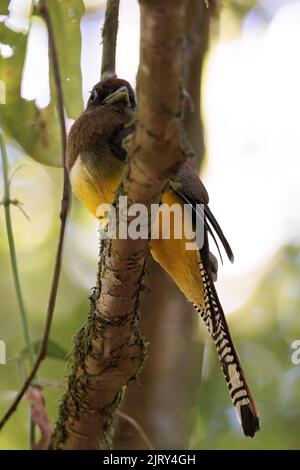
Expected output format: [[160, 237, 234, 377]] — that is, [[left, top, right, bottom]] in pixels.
[[21, 338, 68, 361], [0, 22, 62, 166], [0, 0, 85, 166], [0, 0, 10, 16], [227, 0, 257, 18], [46, 0, 84, 119]]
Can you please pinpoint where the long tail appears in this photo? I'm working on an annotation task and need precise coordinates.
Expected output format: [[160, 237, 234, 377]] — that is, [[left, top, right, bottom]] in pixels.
[[194, 262, 260, 438]]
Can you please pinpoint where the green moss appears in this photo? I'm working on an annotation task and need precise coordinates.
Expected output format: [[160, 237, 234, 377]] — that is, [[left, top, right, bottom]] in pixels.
[[49, 236, 149, 449]]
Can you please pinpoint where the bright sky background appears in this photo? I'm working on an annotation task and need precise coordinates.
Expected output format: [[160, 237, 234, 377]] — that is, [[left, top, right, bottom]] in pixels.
[[2, 0, 300, 313]]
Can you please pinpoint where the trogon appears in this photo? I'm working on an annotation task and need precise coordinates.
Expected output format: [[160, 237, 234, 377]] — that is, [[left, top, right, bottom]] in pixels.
[[66, 77, 260, 437]]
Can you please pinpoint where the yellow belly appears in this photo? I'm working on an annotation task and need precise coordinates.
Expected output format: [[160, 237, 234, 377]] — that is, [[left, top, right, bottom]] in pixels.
[[70, 158, 205, 309], [150, 191, 205, 309], [70, 156, 122, 218]]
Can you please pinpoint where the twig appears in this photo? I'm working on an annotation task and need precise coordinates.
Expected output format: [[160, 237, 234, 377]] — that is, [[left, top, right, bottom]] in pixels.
[[116, 411, 154, 450], [101, 0, 120, 79], [0, 0, 69, 431], [0, 133, 35, 367], [0, 197, 31, 221], [0, 146, 37, 444], [8, 164, 25, 186]]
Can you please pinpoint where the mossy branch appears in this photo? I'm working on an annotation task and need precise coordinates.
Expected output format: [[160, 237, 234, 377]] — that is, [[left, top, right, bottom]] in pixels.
[[50, 0, 191, 450]]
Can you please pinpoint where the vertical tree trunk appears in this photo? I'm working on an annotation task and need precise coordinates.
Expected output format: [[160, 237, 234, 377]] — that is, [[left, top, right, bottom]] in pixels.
[[114, 1, 214, 450]]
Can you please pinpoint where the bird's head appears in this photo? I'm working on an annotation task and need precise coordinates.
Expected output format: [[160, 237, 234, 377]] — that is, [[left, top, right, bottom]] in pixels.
[[86, 77, 136, 111], [66, 77, 136, 171]]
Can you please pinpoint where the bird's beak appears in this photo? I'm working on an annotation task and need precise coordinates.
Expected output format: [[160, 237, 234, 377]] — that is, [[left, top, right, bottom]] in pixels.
[[102, 86, 131, 107]]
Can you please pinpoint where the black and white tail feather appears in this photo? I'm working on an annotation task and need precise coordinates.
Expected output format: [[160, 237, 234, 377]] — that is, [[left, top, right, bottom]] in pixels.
[[194, 253, 259, 437], [193, 261, 259, 437], [195, 211, 259, 437]]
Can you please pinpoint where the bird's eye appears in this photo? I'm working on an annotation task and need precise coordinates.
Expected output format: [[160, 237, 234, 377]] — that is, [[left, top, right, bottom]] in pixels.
[[89, 90, 98, 103]]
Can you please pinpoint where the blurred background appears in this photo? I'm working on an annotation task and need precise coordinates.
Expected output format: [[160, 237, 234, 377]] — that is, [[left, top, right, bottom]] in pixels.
[[1, 0, 300, 450]]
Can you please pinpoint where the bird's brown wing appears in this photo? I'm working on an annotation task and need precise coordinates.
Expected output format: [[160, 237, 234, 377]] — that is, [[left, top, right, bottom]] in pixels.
[[109, 122, 136, 161], [171, 163, 209, 205], [171, 163, 234, 264]]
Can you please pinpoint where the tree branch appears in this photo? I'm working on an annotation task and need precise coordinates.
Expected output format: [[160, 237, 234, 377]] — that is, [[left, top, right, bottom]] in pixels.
[[183, 0, 214, 168], [0, 0, 69, 431], [0, 132, 35, 368], [49, 0, 190, 450], [101, 0, 120, 79]]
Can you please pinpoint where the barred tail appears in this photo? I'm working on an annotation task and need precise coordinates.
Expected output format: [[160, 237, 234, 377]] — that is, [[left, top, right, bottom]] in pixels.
[[194, 262, 260, 438]]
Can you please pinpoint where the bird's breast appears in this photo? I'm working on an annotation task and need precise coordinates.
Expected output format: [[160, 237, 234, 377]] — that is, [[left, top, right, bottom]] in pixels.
[[70, 154, 122, 218]]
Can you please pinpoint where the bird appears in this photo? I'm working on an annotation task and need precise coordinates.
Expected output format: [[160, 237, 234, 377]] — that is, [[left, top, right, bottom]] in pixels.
[[66, 76, 260, 438]]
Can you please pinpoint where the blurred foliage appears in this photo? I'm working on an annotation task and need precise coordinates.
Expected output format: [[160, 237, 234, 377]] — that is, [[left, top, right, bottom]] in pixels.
[[0, 1, 10, 16], [225, 0, 258, 18], [0, 0, 84, 166], [0, 0, 90, 449], [0, 20, 61, 166], [0, 155, 94, 449], [20, 338, 68, 361], [47, 0, 84, 118]]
